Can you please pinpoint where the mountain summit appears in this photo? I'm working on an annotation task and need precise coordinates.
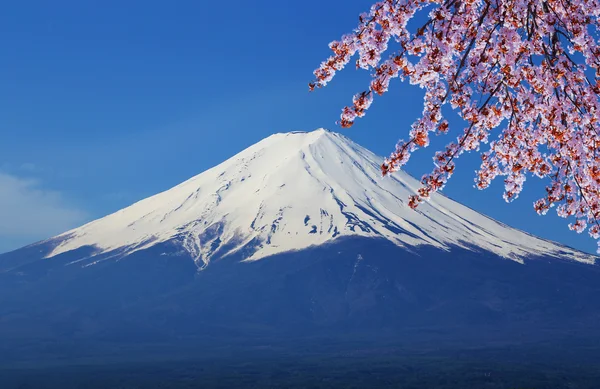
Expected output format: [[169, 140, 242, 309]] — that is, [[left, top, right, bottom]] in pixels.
[[41, 129, 593, 268]]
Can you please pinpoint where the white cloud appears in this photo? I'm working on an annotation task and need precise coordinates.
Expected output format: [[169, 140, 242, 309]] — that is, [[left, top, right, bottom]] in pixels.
[[0, 173, 88, 253]]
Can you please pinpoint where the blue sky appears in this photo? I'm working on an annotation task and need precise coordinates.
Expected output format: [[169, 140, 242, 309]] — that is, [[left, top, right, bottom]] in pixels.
[[0, 0, 595, 254]]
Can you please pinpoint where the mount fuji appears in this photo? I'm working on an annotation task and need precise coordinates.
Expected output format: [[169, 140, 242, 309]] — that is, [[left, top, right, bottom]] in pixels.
[[1, 129, 599, 359], [7, 128, 594, 269]]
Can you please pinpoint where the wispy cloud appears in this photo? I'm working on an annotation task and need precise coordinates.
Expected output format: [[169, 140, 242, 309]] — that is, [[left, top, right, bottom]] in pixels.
[[0, 172, 88, 253], [19, 162, 38, 172]]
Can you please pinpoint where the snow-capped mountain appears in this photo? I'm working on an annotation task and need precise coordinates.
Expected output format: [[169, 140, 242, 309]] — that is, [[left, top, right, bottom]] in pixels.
[[2, 129, 600, 362], [44, 128, 593, 268]]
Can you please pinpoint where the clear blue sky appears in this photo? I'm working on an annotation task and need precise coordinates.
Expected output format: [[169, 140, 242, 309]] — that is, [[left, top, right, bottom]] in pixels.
[[0, 0, 595, 254]]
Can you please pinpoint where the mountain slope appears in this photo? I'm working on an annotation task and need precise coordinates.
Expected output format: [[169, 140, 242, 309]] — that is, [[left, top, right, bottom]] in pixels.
[[36, 128, 593, 268]]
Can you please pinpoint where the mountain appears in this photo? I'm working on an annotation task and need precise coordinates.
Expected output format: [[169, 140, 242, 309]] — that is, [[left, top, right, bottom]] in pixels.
[[4, 129, 593, 269], [0, 129, 599, 363]]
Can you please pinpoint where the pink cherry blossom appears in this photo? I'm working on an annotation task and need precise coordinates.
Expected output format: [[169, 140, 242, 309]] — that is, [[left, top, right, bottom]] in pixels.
[[311, 0, 600, 252]]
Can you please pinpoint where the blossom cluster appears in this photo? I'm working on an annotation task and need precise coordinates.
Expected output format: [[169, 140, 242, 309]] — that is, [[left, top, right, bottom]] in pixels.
[[312, 0, 600, 251]]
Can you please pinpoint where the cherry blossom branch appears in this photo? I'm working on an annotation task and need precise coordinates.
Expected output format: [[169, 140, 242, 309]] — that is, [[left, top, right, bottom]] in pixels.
[[311, 0, 600, 251]]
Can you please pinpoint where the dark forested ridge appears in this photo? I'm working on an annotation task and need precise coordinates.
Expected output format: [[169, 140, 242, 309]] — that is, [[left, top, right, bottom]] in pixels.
[[1, 237, 599, 388], [2, 342, 600, 389]]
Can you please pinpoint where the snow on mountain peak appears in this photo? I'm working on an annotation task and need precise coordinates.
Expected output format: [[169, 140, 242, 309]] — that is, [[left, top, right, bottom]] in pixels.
[[47, 129, 595, 267]]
